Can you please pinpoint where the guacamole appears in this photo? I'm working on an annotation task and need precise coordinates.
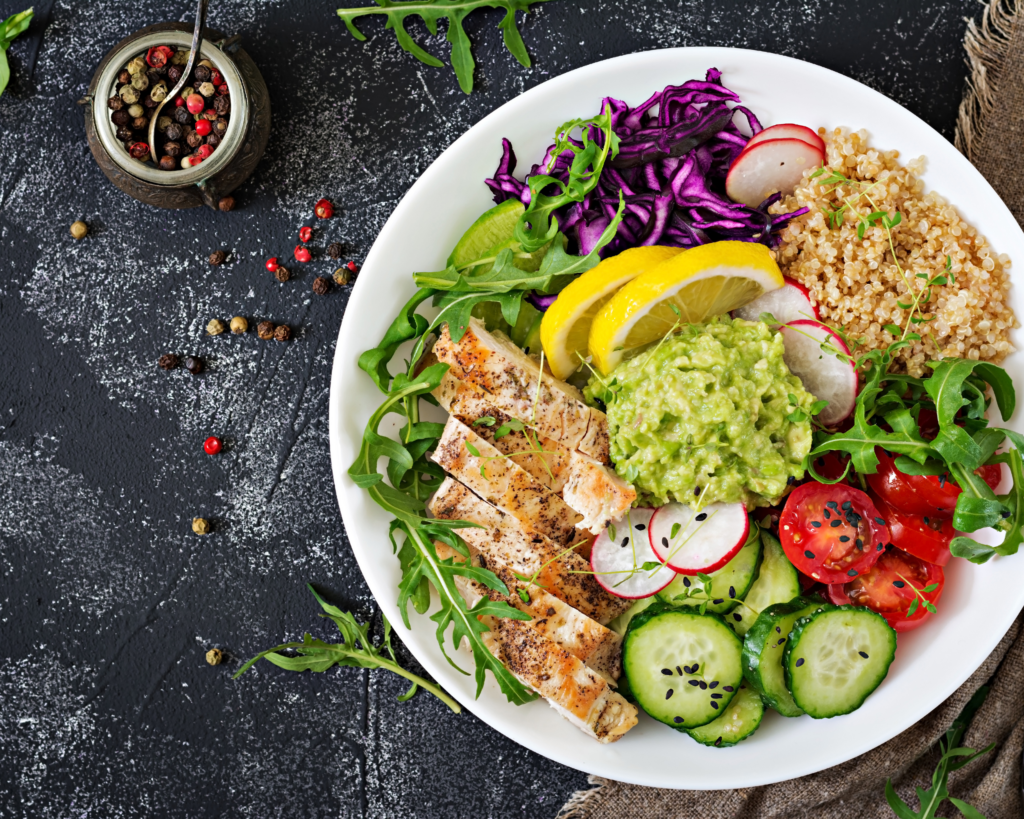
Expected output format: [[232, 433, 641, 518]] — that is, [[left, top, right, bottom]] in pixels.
[[585, 318, 815, 507]]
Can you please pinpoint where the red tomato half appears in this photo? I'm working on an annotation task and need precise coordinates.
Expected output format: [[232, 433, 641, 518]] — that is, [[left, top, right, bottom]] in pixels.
[[827, 547, 944, 632], [871, 492, 954, 567], [866, 448, 1003, 518], [779, 482, 889, 584]]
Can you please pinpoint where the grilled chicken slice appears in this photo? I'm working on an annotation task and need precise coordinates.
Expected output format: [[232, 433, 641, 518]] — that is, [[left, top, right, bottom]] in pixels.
[[434, 371, 636, 533], [434, 318, 610, 463], [434, 541, 622, 683], [429, 477, 631, 625], [432, 416, 581, 545]]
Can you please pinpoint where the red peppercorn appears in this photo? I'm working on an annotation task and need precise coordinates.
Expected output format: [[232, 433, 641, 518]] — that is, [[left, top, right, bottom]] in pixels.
[[294, 245, 312, 263], [129, 142, 150, 159], [195, 119, 211, 136], [146, 45, 173, 68], [299, 226, 312, 242], [190, 155, 203, 166], [265, 257, 279, 272], [186, 93, 205, 114], [216, 83, 229, 97], [315, 198, 334, 219], [203, 436, 223, 455], [197, 144, 214, 160], [174, 96, 185, 107], [210, 70, 222, 86], [346, 260, 359, 273]]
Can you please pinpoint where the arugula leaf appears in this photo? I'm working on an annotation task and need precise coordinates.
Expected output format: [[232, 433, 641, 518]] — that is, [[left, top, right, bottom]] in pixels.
[[950, 536, 996, 565], [0, 8, 33, 98], [807, 400, 935, 475], [336, 0, 548, 94], [358, 288, 434, 392], [234, 584, 463, 712]]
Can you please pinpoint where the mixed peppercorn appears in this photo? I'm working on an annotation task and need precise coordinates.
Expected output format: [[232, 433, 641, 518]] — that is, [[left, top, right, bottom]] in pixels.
[[107, 44, 232, 170]]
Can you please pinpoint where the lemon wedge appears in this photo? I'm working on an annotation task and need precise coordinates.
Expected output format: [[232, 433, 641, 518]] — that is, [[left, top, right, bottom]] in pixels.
[[589, 241, 784, 374], [540, 246, 684, 379]]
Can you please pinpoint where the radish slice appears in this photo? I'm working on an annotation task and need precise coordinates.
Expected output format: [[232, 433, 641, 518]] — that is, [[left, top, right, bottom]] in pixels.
[[725, 138, 825, 208], [590, 508, 674, 599], [733, 277, 819, 324], [744, 123, 825, 155], [780, 319, 858, 426], [649, 502, 749, 575]]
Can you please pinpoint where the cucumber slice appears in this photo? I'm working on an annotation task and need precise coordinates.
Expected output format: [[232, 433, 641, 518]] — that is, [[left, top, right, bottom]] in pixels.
[[730, 529, 801, 636], [684, 682, 765, 747], [784, 605, 897, 719], [657, 523, 762, 613], [742, 595, 828, 717], [623, 606, 744, 729]]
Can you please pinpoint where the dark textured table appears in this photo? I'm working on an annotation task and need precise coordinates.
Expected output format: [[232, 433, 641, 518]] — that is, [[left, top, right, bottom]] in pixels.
[[0, 1, 982, 816]]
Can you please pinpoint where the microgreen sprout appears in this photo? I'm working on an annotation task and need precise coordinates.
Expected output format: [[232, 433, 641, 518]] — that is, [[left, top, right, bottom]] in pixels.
[[895, 572, 939, 617]]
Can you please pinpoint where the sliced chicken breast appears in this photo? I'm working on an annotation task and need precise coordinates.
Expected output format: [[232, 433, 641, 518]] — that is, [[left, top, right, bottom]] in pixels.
[[432, 417, 581, 545], [429, 477, 631, 625], [433, 318, 611, 463]]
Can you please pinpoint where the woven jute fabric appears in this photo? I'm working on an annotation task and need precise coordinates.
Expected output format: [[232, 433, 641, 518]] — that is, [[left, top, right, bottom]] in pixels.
[[558, 3, 1024, 816]]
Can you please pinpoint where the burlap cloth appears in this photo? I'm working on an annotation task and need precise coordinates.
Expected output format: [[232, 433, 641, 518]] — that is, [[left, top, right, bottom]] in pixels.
[[557, 3, 1024, 816]]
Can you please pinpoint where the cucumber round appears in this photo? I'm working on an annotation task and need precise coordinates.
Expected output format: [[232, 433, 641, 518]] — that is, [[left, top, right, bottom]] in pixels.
[[731, 529, 801, 636], [784, 605, 897, 719], [623, 606, 744, 729], [742, 596, 828, 717], [684, 682, 765, 747], [657, 522, 762, 613]]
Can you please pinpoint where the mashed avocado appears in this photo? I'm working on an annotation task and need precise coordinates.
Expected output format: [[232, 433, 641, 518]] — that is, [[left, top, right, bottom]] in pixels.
[[585, 317, 815, 507]]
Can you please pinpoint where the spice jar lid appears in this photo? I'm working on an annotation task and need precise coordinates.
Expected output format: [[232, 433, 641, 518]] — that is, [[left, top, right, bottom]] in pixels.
[[91, 30, 248, 187]]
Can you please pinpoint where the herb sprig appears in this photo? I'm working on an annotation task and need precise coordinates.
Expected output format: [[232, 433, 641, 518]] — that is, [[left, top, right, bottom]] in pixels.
[[235, 584, 462, 712], [336, 0, 550, 94], [0, 7, 33, 98]]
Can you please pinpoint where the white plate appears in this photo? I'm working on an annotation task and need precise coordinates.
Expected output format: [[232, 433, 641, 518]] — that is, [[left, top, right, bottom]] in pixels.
[[329, 47, 1024, 789]]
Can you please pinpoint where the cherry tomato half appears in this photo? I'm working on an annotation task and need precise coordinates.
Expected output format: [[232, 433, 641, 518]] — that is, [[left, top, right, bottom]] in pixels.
[[866, 448, 1003, 518], [871, 491, 954, 567], [779, 482, 889, 584], [827, 546, 944, 632]]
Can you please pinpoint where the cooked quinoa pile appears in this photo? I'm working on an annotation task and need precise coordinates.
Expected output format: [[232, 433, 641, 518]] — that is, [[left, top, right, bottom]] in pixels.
[[771, 128, 1016, 376]]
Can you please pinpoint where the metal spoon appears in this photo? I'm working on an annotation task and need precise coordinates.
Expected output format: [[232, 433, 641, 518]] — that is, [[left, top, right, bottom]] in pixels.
[[147, 0, 210, 167]]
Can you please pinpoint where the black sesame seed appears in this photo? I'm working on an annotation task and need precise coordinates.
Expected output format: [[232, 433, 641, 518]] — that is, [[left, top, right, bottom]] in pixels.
[[823, 509, 831, 519], [688, 680, 700, 687], [922, 517, 929, 526], [842, 501, 852, 510], [661, 537, 668, 548], [796, 658, 805, 667], [723, 686, 734, 692], [714, 737, 722, 746], [875, 517, 885, 525], [683, 577, 691, 587], [710, 693, 723, 699], [804, 550, 815, 559], [733, 613, 742, 621], [831, 520, 842, 528], [709, 681, 718, 689], [661, 668, 673, 675], [1003, 510, 1011, 519], [676, 666, 683, 675], [848, 569, 858, 576], [777, 637, 786, 645], [859, 651, 869, 658], [775, 626, 781, 633], [729, 586, 736, 599], [696, 513, 708, 522], [621, 537, 629, 547], [839, 535, 850, 542], [856, 538, 863, 549], [712, 598, 724, 605], [893, 580, 906, 588], [788, 476, 795, 485], [691, 663, 699, 673], [826, 501, 838, 509], [939, 474, 947, 488], [665, 689, 674, 700], [711, 701, 719, 709], [636, 524, 646, 531], [673, 717, 684, 724], [811, 521, 822, 528], [699, 681, 707, 690], [694, 487, 701, 496]]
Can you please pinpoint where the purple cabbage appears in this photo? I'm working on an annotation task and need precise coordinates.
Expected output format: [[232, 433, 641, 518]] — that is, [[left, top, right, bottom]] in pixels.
[[485, 68, 809, 261]]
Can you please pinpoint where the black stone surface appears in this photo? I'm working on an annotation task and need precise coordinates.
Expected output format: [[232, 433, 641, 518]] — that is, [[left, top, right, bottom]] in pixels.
[[0, 1, 981, 816]]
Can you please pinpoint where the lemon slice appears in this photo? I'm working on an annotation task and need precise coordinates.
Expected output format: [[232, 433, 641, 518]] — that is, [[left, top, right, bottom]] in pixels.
[[589, 241, 784, 374], [540, 246, 684, 379]]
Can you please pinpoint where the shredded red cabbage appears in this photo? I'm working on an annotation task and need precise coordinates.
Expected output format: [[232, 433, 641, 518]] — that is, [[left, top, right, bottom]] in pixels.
[[485, 68, 809, 260]]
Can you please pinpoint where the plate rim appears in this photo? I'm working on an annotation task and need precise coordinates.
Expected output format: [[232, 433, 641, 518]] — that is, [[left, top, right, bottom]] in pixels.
[[328, 45, 1024, 789]]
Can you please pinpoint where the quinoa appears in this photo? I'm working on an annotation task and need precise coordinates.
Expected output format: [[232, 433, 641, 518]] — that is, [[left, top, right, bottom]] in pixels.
[[771, 128, 1016, 377]]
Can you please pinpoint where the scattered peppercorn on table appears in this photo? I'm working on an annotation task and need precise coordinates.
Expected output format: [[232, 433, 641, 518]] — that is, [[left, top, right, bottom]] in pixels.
[[0, 0, 995, 816]]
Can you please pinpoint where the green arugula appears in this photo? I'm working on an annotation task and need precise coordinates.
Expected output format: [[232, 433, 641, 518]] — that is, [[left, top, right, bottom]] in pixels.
[[0, 7, 33, 98], [234, 584, 462, 712], [336, 0, 550, 94], [885, 685, 994, 819]]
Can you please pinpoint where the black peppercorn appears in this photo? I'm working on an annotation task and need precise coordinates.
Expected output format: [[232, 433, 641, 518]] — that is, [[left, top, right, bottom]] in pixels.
[[208, 250, 227, 266], [205, 133, 221, 148], [212, 95, 230, 116], [312, 276, 330, 296], [257, 321, 274, 340], [117, 69, 131, 85], [186, 130, 203, 149], [327, 242, 344, 260], [146, 69, 161, 85], [173, 105, 191, 125], [184, 356, 203, 375], [274, 266, 290, 283], [167, 65, 183, 84], [159, 155, 177, 171], [143, 95, 158, 109], [107, 95, 124, 111], [116, 126, 134, 142], [218, 196, 235, 212], [131, 115, 149, 131], [194, 64, 212, 82], [213, 118, 228, 137], [274, 325, 292, 342], [164, 122, 183, 141], [111, 110, 130, 127], [158, 353, 179, 370], [164, 141, 182, 158]]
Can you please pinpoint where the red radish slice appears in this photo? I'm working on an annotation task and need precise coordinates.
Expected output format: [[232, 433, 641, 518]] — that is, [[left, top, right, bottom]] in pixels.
[[780, 319, 858, 426], [744, 123, 825, 155], [725, 138, 825, 207], [733, 277, 819, 324], [649, 502, 749, 575], [590, 508, 674, 599]]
